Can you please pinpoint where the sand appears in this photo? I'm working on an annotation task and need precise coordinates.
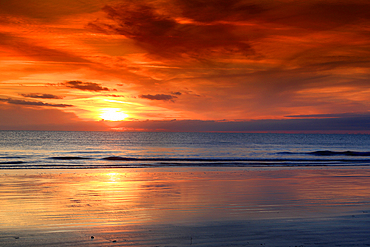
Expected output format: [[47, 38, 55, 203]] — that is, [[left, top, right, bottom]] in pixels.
[[1, 167, 370, 246]]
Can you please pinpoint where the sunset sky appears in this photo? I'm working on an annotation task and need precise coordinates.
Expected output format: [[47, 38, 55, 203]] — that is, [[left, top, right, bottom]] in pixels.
[[1, 0, 370, 132]]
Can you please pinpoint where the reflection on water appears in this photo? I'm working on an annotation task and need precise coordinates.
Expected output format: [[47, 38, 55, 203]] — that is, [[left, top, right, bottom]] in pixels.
[[1, 167, 370, 231]]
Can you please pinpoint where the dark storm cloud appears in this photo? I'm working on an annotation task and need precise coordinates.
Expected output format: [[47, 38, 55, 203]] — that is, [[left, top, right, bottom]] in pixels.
[[63, 80, 109, 92], [89, 0, 370, 59], [139, 94, 177, 101], [0, 98, 72, 107], [20, 93, 63, 99], [174, 0, 265, 23], [88, 1, 254, 58]]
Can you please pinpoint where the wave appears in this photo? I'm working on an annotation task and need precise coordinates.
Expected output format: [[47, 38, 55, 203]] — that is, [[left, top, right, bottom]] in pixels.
[[280, 150, 370, 157], [2, 162, 370, 169], [0, 156, 25, 159], [102, 156, 264, 162], [51, 157, 92, 160], [310, 151, 370, 156], [2, 153, 370, 169], [0, 161, 26, 165], [101, 156, 335, 162]]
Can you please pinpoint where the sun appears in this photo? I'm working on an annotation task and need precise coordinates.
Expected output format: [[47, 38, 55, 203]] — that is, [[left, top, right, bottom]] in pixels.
[[100, 108, 129, 121]]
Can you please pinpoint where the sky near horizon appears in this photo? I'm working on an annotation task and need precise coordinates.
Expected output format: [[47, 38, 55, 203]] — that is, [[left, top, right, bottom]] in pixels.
[[1, 0, 370, 132]]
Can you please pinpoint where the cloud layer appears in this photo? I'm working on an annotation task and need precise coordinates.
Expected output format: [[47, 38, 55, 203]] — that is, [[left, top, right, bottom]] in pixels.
[[110, 113, 370, 133], [1, 0, 370, 131]]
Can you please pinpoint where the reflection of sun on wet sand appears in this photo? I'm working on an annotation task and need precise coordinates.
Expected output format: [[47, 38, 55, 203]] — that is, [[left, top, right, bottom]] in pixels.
[[1, 167, 370, 246]]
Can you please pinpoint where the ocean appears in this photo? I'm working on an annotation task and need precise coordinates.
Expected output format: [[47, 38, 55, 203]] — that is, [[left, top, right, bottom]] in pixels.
[[1, 130, 370, 169], [2, 130, 370, 246]]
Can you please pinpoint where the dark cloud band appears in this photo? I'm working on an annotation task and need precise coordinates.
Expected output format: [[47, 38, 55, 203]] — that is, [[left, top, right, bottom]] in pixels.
[[63, 80, 109, 92], [20, 93, 63, 99], [139, 94, 178, 101], [0, 98, 72, 107]]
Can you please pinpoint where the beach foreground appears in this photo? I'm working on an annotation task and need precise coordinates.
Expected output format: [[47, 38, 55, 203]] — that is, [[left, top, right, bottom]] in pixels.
[[1, 167, 370, 246]]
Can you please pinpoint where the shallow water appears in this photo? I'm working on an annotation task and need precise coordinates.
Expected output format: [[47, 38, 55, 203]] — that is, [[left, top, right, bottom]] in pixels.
[[1, 167, 370, 246], [1, 167, 370, 228]]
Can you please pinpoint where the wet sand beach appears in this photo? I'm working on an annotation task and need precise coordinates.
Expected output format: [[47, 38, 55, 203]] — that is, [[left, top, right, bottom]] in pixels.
[[1, 167, 370, 246]]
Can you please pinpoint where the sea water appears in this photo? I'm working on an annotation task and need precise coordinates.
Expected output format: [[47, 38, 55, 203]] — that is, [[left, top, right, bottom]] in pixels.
[[1, 130, 370, 169], [1, 131, 370, 247]]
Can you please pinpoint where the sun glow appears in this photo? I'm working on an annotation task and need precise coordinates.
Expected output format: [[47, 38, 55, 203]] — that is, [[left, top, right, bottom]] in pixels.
[[100, 108, 129, 121]]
